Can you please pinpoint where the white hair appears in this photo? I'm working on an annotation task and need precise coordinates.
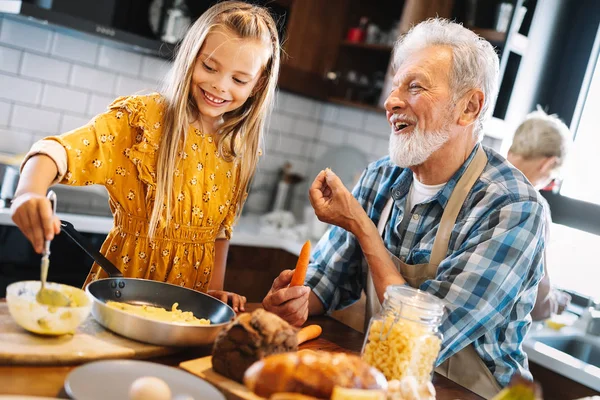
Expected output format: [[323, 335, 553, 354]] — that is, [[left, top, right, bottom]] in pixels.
[[509, 106, 572, 167], [392, 18, 500, 137]]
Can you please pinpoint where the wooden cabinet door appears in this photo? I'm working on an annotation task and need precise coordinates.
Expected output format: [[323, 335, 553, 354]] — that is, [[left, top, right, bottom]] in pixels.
[[278, 0, 350, 98]]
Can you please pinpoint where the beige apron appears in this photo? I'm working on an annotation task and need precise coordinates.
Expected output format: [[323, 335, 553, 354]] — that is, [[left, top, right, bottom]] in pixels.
[[365, 146, 502, 399]]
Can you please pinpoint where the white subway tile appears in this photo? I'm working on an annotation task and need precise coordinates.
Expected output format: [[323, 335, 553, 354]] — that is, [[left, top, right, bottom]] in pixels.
[[0, 45, 21, 73], [42, 84, 89, 114], [276, 135, 306, 156], [11, 105, 61, 134], [319, 125, 345, 145], [114, 75, 155, 96], [292, 119, 319, 139], [372, 138, 389, 159], [98, 45, 142, 76], [60, 114, 91, 133], [269, 112, 294, 133], [87, 93, 116, 117], [346, 132, 375, 154], [140, 55, 171, 82], [0, 75, 42, 103], [320, 103, 339, 124], [70, 65, 116, 95], [336, 106, 365, 130], [263, 130, 281, 154], [52, 32, 98, 64], [0, 101, 11, 126], [0, 18, 52, 53], [0, 128, 34, 154], [21, 53, 71, 84], [282, 93, 318, 117], [364, 111, 390, 136], [289, 158, 309, 177], [311, 143, 329, 160], [244, 190, 271, 214], [258, 152, 288, 174]]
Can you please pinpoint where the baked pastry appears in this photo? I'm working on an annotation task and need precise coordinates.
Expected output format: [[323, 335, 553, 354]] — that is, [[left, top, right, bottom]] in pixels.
[[244, 350, 388, 399], [212, 308, 298, 382]]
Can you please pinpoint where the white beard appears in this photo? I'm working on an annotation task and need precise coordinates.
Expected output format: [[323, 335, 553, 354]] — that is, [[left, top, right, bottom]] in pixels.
[[388, 125, 450, 168]]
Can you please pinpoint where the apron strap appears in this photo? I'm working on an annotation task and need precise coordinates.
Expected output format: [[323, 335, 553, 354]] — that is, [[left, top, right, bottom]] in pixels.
[[428, 146, 488, 268]]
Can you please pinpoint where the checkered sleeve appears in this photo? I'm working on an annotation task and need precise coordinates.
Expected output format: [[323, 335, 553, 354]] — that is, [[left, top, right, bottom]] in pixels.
[[424, 199, 545, 385]]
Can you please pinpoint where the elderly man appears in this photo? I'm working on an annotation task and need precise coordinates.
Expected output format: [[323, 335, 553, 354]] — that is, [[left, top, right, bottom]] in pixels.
[[507, 107, 572, 320], [263, 19, 545, 397]]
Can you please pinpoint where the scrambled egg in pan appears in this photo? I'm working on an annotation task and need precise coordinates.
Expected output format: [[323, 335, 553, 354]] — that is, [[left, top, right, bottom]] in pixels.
[[106, 301, 210, 325]]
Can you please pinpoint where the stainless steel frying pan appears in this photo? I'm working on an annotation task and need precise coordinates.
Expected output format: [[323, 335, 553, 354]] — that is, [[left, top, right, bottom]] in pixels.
[[60, 221, 235, 347]]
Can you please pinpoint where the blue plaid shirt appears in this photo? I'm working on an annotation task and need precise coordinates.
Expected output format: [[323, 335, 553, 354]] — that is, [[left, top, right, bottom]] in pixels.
[[305, 144, 545, 387]]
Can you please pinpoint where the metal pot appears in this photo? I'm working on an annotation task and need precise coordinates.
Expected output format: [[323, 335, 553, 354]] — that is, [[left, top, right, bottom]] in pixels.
[[60, 220, 236, 347]]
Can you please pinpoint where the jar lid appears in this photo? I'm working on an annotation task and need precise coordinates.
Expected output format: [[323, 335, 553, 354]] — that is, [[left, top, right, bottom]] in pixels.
[[385, 285, 444, 321]]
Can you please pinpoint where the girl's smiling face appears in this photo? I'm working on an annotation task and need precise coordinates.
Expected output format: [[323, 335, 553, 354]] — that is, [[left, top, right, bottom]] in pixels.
[[191, 27, 270, 129]]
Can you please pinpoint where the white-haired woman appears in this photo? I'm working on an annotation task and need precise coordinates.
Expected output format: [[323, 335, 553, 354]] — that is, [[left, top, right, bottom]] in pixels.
[[508, 107, 573, 320]]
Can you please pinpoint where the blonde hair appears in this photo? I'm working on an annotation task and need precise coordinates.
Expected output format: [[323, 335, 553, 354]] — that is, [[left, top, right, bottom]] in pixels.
[[150, 1, 280, 237], [509, 106, 572, 167]]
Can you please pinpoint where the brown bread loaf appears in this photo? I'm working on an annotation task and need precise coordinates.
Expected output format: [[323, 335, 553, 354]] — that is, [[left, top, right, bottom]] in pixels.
[[211, 308, 298, 382]]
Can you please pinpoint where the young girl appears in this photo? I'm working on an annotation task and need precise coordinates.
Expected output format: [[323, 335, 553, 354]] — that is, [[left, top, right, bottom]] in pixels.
[[10, 1, 281, 312]]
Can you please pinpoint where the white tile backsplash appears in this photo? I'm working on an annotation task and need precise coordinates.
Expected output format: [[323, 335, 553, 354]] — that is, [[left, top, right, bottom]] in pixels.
[[346, 132, 377, 154], [87, 93, 116, 117], [114, 75, 155, 96], [319, 125, 346, 145], [52, 32, 98, 64], [337, 105, 366, 130], [0, 128, 33, 154], [140, 56, 171, 82], [42, 84, 89, 114], [0, 101, 11, 126], [282, 92, 318, 117], [270, 112, 294, 133], [21, 53, 71, 84], [276, 135, 306, 156], [0, 46, 21, 74], [364, 111, 390, 137], [70, 65, 116, 95], [60, 115, 91, 133], [0, 18, 52, 53], [372, 138, 389, 159], [0, 74, 42, 103], [12, 105, 61, 135], [293, 119, 319, 139], [98, 45, 143, 76]]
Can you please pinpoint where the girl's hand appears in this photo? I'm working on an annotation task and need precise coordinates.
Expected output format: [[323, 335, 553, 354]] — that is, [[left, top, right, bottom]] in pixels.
[[10, 192, 61, 254], [208, 290, 247, 313]]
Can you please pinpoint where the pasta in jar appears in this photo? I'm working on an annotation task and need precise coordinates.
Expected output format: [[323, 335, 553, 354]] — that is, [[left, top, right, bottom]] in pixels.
[[361, 286, 444, 383]]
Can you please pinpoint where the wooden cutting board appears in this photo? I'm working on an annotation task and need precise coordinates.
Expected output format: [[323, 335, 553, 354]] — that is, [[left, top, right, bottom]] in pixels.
[[180, 355, 264, 400], [0, 303, 177, 365]]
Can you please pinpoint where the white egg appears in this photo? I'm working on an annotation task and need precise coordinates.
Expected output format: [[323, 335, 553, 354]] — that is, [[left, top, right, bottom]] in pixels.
[[129, 376, 172, 400]]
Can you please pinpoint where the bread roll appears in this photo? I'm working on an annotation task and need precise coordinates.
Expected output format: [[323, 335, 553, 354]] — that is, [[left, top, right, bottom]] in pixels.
[[212, 309, 298, 382], [244, 350, 388, 399]]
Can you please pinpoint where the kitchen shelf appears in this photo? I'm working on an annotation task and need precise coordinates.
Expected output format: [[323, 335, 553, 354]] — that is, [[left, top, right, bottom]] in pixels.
[[340, 40, 393, 52], [327, 97, 386, 113]]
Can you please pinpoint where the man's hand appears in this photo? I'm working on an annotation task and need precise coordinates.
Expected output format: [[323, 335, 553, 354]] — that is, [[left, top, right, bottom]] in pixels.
[[208, 290, 247, 313], [308, 169, 367, 234], [262, 269, 311, 326]]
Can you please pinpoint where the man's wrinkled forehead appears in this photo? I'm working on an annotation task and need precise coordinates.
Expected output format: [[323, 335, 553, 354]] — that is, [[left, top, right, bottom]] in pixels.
[[392, 45, 453, 83]]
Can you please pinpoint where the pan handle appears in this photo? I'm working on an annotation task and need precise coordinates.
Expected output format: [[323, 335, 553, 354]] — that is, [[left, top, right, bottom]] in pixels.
[[60, 220, 123, 278]]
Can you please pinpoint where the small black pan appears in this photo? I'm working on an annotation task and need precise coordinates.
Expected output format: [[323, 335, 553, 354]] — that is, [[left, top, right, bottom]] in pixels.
[[60, 220, 235, 346]]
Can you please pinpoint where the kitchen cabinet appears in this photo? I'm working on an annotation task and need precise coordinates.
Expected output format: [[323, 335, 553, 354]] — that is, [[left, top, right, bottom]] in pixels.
[[529, 361, 600, 399], [223, 245, 298, 303], [278, 0, 518, 113]]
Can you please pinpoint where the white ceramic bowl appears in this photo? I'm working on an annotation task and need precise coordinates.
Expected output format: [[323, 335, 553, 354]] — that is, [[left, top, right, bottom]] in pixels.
[[6, 281, 91, 335]]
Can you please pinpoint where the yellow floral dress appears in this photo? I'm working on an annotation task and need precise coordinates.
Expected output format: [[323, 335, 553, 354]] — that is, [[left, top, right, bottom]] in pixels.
[[46, 93, 241, 292]]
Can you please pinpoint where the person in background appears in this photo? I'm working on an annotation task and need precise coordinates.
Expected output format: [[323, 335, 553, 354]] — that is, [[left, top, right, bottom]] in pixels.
[[10, 1, 281, 312], [263, 18, 546, 397], [507, 107, 573, 320]]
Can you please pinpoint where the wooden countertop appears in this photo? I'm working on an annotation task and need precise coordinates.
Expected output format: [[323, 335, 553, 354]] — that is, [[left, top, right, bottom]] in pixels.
[[0, 303, 482, 399]]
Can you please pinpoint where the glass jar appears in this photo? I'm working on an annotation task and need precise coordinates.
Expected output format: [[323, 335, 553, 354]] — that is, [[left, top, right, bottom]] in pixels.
[[361, 285, 444, 383]]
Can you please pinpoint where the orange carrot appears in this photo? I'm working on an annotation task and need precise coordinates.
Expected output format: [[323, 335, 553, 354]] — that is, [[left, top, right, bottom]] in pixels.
[[297, 324, 322, 345], [290, 240, 311, 287]]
